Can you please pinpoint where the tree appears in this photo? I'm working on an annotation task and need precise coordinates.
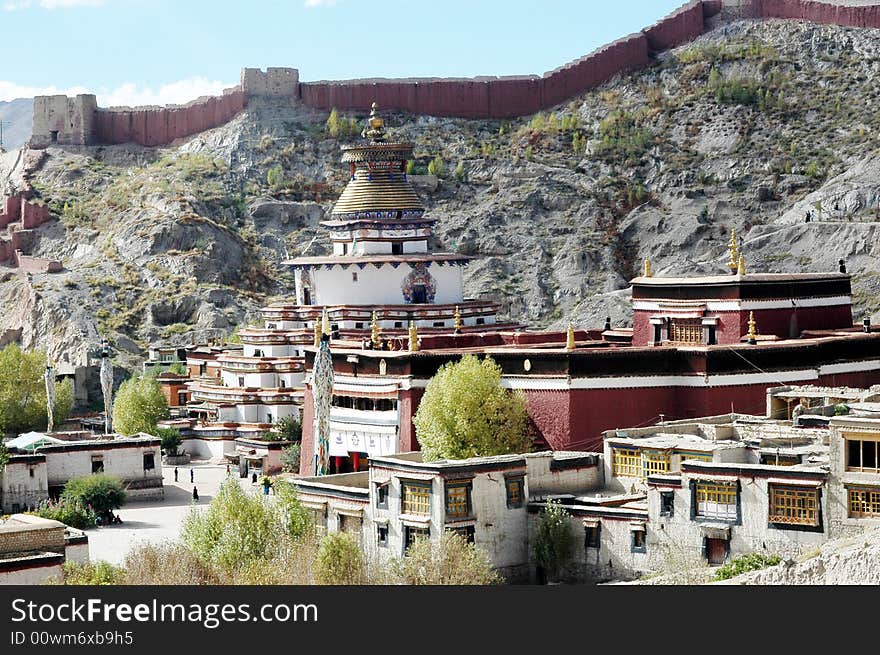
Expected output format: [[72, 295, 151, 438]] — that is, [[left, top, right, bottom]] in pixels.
[[533, 499, 575, 583], [156, 427, 182, 456], [0, 344, 73, 435], [281, 443, 301, 473], [275, 415, 302, 442], [0, 441, 8, 469], [326, 108, 341, 138], [112, 375, 169, 436], [427, 155, 445, 178], [266, 165, 284, 189], [314, 532, 366, 584], [393, 531, 500, 585], [413, 354, 532, 461], [61, 474, 127, 522]]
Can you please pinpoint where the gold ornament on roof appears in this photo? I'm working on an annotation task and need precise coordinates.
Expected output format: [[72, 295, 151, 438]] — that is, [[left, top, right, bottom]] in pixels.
[[737, 253, 746, 276], [454, 306, 462, 333], [728, 228, 739, 273], [566, 324, 576, 350], [362, 102, 387, 143], [644, 257, 653, 278], [747, 311, 758, 344], [409, 321, 419, 352], [371, 311, 381, 349]]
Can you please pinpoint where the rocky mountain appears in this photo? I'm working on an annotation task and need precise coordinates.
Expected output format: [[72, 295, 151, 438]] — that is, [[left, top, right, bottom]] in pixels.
[[0, 99, 33, 151], [4, 18, 880, 389]]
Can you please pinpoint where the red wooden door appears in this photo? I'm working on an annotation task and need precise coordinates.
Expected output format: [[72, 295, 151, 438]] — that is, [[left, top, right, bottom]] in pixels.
[[707, 538, 728, 565]]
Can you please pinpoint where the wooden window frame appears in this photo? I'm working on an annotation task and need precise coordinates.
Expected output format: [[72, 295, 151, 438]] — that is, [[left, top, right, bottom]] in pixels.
[[445, 481, 472, 519], [506, 477, 524, 509], [845, 433, 880, 473], [848, 487, 880, 518], [768, 485, 819, 527], [401, 481, 432, 516], [668, 318, 703, 345], [611, 448, 641, 478], [693, 482, 739, 522]]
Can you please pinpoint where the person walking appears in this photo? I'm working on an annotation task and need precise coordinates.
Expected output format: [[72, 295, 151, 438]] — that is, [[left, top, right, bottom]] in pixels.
[[226, 464, 230, 476], [192, 486, 199, 502], [174, 467, 178, 482], [190, 468, 194, 483]]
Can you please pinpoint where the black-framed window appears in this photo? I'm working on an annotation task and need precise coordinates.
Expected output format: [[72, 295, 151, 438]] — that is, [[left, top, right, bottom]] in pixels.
[[660, 491, 674, 517], [91, 459, 104, 474], [143, 453, 155, 471], [506, 477, 524, 508], [377, 524, 388, 547], [448, 525, 475, 544], [445, 481, 472, 519], [630, 529, 647, 553], [404, 525, 429, 553], [401, 481, 431, 516], [375, 483, 389, 509], [584, 524, 600, 549]]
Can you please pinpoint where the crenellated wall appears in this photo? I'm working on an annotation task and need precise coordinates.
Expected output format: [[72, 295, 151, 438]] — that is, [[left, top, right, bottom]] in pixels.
[[28, 1, 880, 147]]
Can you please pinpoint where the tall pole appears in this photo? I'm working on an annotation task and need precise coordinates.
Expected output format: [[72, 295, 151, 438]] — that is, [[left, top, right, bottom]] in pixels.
[[44, 362, 55, 433], [99, 338, 113, 435], [312, 330, 334, 476]]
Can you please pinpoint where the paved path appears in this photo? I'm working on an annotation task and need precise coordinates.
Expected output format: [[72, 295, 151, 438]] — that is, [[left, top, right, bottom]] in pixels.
[[85, 461, 260, 566]]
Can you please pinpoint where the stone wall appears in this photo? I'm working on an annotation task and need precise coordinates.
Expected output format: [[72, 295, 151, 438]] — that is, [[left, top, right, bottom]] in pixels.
[[756, 0, 880, 27], [0, 515, 66, 556]]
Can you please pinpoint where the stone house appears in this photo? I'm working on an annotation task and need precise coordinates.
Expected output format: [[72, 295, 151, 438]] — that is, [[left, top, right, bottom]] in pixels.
[[0, 514, 88, 585]]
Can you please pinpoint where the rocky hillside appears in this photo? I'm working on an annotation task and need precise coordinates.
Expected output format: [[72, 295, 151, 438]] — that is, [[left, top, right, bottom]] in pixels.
[[5, 17, 880, 386], [0, 99, 33, 152]]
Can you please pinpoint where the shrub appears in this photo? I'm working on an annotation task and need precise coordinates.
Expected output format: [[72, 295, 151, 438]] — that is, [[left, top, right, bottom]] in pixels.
[[533, 499, 574, 582], [61, 474, 126, 522], [454, 161, 466, 182], [156, 427, 182, 456], [314, 532, 366, 584], [275, 415, 302, 442], [713, 553, 781, 581], [427, 155, 445, 178], [393, 531, 500, 585], [281, 443, 301, 472], [30, 497, 97, 529], [62, 560, 125, 585], [266, 165, 284, 189]]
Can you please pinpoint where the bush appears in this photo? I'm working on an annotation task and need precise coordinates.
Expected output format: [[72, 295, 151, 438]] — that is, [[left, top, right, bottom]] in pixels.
[[266, 165, 284, 189], [533, 500, 574, 582], [714, 553, 781, 581], [62, 560, 125, 585], [30, 498, 97, 529], [156, 427, 182, 456], [281, 443, 301, 472], [427, 155, 445, 178], [275, 415, 302, 442], [393, 531, 500, 585], [314, 532, 366, 584], [61, 474, 126, 522]]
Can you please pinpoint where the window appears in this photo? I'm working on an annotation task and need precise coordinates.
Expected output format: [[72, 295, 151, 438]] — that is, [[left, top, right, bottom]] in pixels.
[[643, 450, 671, 477], [11, 503, 21, 514], [660, 491, 674, 517], [448, 525, 475, 544], [377, 525, 388, 547], [433, 321, 445, 327], [394, 322, 403, 328], [253, 349, 263, 357], [668, 318, 702, 344], [392, 242, 403, 255], [611, 448, 641, 478], [631, 529, 646, 553], [28, 467, 34, 478], [694, 482, 738, 521], [768, 485, 819, 526], [475, 318, 485, 325], [280, 380, 286, 389], [445, 482, 472, 519], [91, 458, 104, 474], [355, 322, 364, 329], [309, 507, 327, 537], [678, 451, 712, 466], [584, 524, 601, 549], [338, 514, 362, 541], [848, 487, 880, 518], [846, 433, 880, 473], [375, 484, 389, 509], [506, 477, 524, 508], [159, 353, 173, 362], [143, 453, 155, 471], [404, 525, 429, 552], [352, 272, 358, 282], [238, 376, 245, 387], [411, 284, 427, 304], [401, 482, 431, 516]]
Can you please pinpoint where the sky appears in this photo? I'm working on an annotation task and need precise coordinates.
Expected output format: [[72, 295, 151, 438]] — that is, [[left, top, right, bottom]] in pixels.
[[0, 0, 687, 105]]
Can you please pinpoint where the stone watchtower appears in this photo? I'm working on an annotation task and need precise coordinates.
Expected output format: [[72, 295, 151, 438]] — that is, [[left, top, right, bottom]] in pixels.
[[31, 94, 98, 148], [240, 67, 300, 101]]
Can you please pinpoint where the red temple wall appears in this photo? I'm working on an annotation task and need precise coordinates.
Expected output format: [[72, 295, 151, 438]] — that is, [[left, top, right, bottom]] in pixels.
[[756, 0, 880, 28]]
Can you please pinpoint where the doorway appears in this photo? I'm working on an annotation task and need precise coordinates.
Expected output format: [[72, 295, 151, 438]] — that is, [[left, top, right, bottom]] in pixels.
[[706, 538, 729, 565]]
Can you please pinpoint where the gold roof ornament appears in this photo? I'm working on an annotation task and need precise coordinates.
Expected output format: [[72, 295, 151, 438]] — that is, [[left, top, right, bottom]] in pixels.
[[747, 311, 758, 344], [453, 306, 462, 333], [371, 311, 381, 349], [737, 253, 746, 276], [728, 228, 739, 273], [409, 321, 419, 352], [313, 317, 321, 348], [362, 102, 387, 143], [644, 257, 653, 278], [566, 324, 576, 350], [321, 308, 331, 337]]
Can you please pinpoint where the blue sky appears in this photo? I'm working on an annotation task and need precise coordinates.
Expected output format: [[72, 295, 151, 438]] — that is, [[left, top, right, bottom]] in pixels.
[[0, 0, 686, 104]]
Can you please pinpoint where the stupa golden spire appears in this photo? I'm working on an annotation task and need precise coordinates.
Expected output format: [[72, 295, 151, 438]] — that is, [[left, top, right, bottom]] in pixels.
[[409, 321, 419, 352], [371, 311, 381, 348], [737, 253, 747, 276], [747, 311, 758, 344], [362, 102, 387, 143], [644, 257, 653, 277], [453, 306, 463, 333], [566, 324, 576, 350]]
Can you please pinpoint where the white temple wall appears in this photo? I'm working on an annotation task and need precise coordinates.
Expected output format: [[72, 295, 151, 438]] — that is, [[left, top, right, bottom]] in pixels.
[[310, 263, 464, 306]]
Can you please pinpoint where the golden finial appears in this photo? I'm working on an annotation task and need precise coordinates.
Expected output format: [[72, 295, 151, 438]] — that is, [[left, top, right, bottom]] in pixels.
[[644, 257, 653, 278], [362, 101, 386, 143], [453, 306, 462, 333], [409, 321, 419, 352], [747, 311, 757, 344], [321, 308, 331, 337], [566, 324, 576, 350], [371, 311, 381, 349], [313, 317, 321, 348], [728, 228, 739, 273], [737, 253, 746, 276]]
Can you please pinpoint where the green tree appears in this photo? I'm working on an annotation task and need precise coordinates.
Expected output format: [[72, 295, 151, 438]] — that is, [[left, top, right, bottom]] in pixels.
[[393, 531, 500, 585], [413, 354, 532, 461], [275, 415, 302, 442], [112, 375, 169, 436], [533, 499, 575, 582], [156, 427, 182, 456], [427, 155, 445, 178], [0, 344, 73, 434], [454, 161, 466, 182], [314, 532, 366, 584], [30, 498, 97, 529], [61, 474, 127, 521], [281, 443, 301, 473], [266, 165, 284, 189], [0, 441, 8, 468], [326, 108, 341, 138]]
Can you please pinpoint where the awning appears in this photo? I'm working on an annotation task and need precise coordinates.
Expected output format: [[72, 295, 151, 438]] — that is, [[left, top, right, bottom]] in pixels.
[[699, 522, 730, 539], [629, 522, 646, 532], [582, 519, 600, 528], [767, 478, 824, 488]]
